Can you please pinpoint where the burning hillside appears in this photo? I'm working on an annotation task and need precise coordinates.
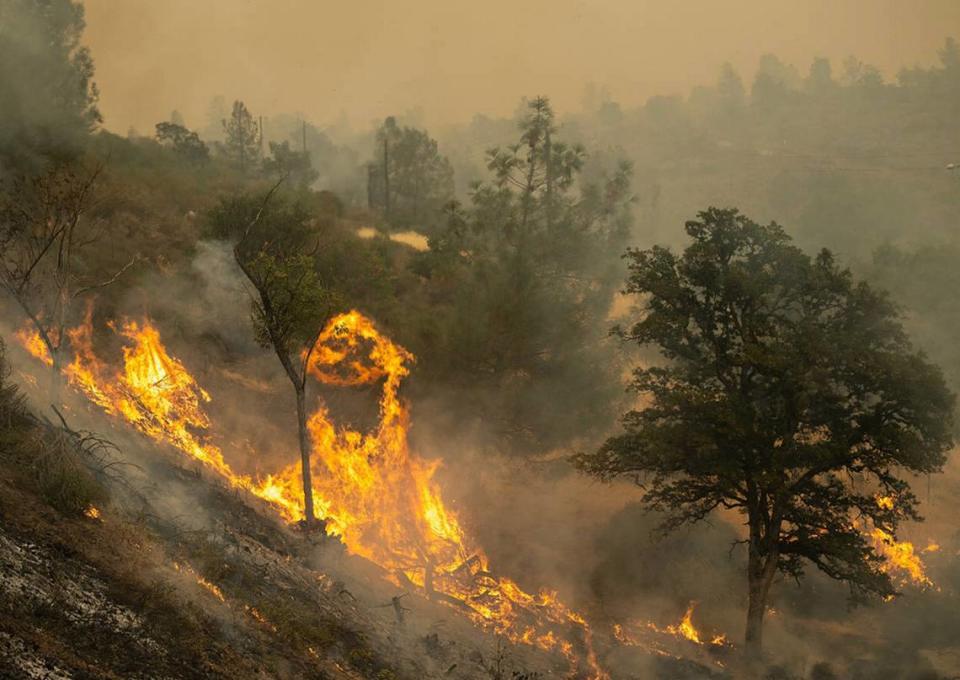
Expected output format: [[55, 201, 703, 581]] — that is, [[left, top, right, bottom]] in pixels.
[[13, 302, 944, 679], [18, 307, 609, 677]]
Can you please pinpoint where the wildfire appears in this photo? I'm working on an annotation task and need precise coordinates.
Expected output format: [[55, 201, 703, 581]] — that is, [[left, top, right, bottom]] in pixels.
[[649, 602, 726, 647], [83, 505, 101, 519], [173, 561, 226, 602], [253, 311, 606, 674], [16, 325, 53, 366], [19, 308, 606, 677], [870, 496, 934, 588], [611, 603, 728, 664], [668, 603, 702, 644]]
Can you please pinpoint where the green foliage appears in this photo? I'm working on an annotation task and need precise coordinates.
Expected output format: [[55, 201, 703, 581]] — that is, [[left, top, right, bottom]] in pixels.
[[368, 118, 454, 233], [576, 207, 954, 601], [262, 140, 318, 188], [413, 96, 634, 454], [221, 100, 260, 173], [155, 121, 209, 164], [207, 191, 337, 358], [0, 0, 100, 172]]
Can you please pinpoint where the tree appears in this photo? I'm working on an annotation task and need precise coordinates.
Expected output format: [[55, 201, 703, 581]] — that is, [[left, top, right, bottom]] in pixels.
[[574, 208, 954, 657], [155, 121, 209, 164], [263, 140, 317, 188], [0, 161, 137, 395], [0, 0, 101, 173], [415, 96, 634, 454], [208, 185, 338, 527], [367, 118, 453, 232], [370, 116, 399, 223], [222, 100, 260, 172]]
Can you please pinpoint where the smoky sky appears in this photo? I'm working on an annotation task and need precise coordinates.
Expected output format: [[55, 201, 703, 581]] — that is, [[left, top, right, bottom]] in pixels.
[[83, 0, 960, 134]]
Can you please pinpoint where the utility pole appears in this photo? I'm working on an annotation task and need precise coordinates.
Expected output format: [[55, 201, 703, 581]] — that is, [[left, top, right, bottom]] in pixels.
[[383, 122, 391, 223]]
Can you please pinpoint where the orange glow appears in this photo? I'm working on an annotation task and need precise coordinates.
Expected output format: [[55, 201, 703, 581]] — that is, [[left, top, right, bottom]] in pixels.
[[870, 496, 933, 588], [637, 603, 727, 649], [84, 505, 101, 519], [16, 325, 53, 366], [668, 603, 702, 644], [25, 307, 606, 677], [196, 575, 226, 602]]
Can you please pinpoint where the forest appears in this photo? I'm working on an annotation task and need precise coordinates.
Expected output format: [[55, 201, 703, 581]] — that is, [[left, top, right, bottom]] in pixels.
[[1, 1, 960, 679]]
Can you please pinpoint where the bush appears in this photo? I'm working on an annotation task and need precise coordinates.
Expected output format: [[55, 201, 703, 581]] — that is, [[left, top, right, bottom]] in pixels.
[[0, 338, 27, 429], [29, 427, 109, 516]]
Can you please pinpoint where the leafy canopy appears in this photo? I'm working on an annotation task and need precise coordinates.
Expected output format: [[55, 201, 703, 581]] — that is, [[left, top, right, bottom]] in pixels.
[[576, 207, 954, 598], [207, 191, 335, 359]]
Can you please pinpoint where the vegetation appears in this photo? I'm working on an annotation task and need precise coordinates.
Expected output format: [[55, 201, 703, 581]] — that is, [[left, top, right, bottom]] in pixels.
[[367, 117, 454, 233], [412, 97, 634, 453], [222, 100, 261, 173], [208, 187, 339, 527], [575, 208, 955, 654], [2, 2, 960, 675]]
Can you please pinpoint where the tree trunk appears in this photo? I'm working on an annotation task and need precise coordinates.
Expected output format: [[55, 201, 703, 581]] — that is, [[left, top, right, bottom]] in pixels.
[[49, 349, 63, 405], [544, 128, 553, 231], [295, 385, 317, 527], [744, 539, 778, 659]]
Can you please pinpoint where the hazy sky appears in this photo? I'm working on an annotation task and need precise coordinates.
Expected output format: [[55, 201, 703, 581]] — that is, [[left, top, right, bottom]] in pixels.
[[83, 0, 960, 134]]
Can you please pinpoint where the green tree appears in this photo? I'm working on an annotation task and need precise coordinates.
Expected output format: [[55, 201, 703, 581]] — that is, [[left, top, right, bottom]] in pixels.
[[155, 121, 209, 164], [0, 0, 100, 172], [222, 100, 260, 172], [208, 186, 338, 527], [416, 96, 633, 453], [575, 208, 954, 657], [368, 119, 453, 232], [263, 140, 317, 188]]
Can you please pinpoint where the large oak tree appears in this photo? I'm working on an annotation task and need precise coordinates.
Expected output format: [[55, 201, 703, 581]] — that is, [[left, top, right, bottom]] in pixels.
[[575, 208, 954, 656]]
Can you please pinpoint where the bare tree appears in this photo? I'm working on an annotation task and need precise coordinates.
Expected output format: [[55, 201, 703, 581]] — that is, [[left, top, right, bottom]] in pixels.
[[0, 160, 137, 396]]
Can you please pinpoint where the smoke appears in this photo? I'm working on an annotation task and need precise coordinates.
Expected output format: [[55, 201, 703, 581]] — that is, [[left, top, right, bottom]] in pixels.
[[80, 0, 960, 136], [0, 0, 100, 173]]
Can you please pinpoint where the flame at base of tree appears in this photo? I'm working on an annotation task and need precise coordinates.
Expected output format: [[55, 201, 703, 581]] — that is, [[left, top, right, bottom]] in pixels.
[[14, 308, 937, 674], [17, 308, 607, 678]]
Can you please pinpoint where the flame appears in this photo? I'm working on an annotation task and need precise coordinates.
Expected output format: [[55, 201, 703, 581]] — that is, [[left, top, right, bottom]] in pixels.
[[196, 575, 226, 602], [16, 325, 53, 366], [83, 505, 100, 519], [173, 561, 226, 602], [22, 308, 606, 677], [870, 496, 933, 588], [254, 311, 606, 675], [667, 603, 702, 644], [870, 526, 933, 587], [612, 605, 728, 666]]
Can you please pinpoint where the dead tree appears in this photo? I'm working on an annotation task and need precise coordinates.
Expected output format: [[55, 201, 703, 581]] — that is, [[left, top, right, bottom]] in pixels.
[[0, 161, 138, 397]]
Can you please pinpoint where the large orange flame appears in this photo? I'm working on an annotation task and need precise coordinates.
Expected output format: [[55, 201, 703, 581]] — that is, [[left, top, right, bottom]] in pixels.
[[20, 308, 607, 678], [870, 496, 933, 588]]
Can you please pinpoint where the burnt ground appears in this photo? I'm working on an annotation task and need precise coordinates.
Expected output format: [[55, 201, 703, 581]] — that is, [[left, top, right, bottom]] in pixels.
[[0, 364, 579, 680]]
